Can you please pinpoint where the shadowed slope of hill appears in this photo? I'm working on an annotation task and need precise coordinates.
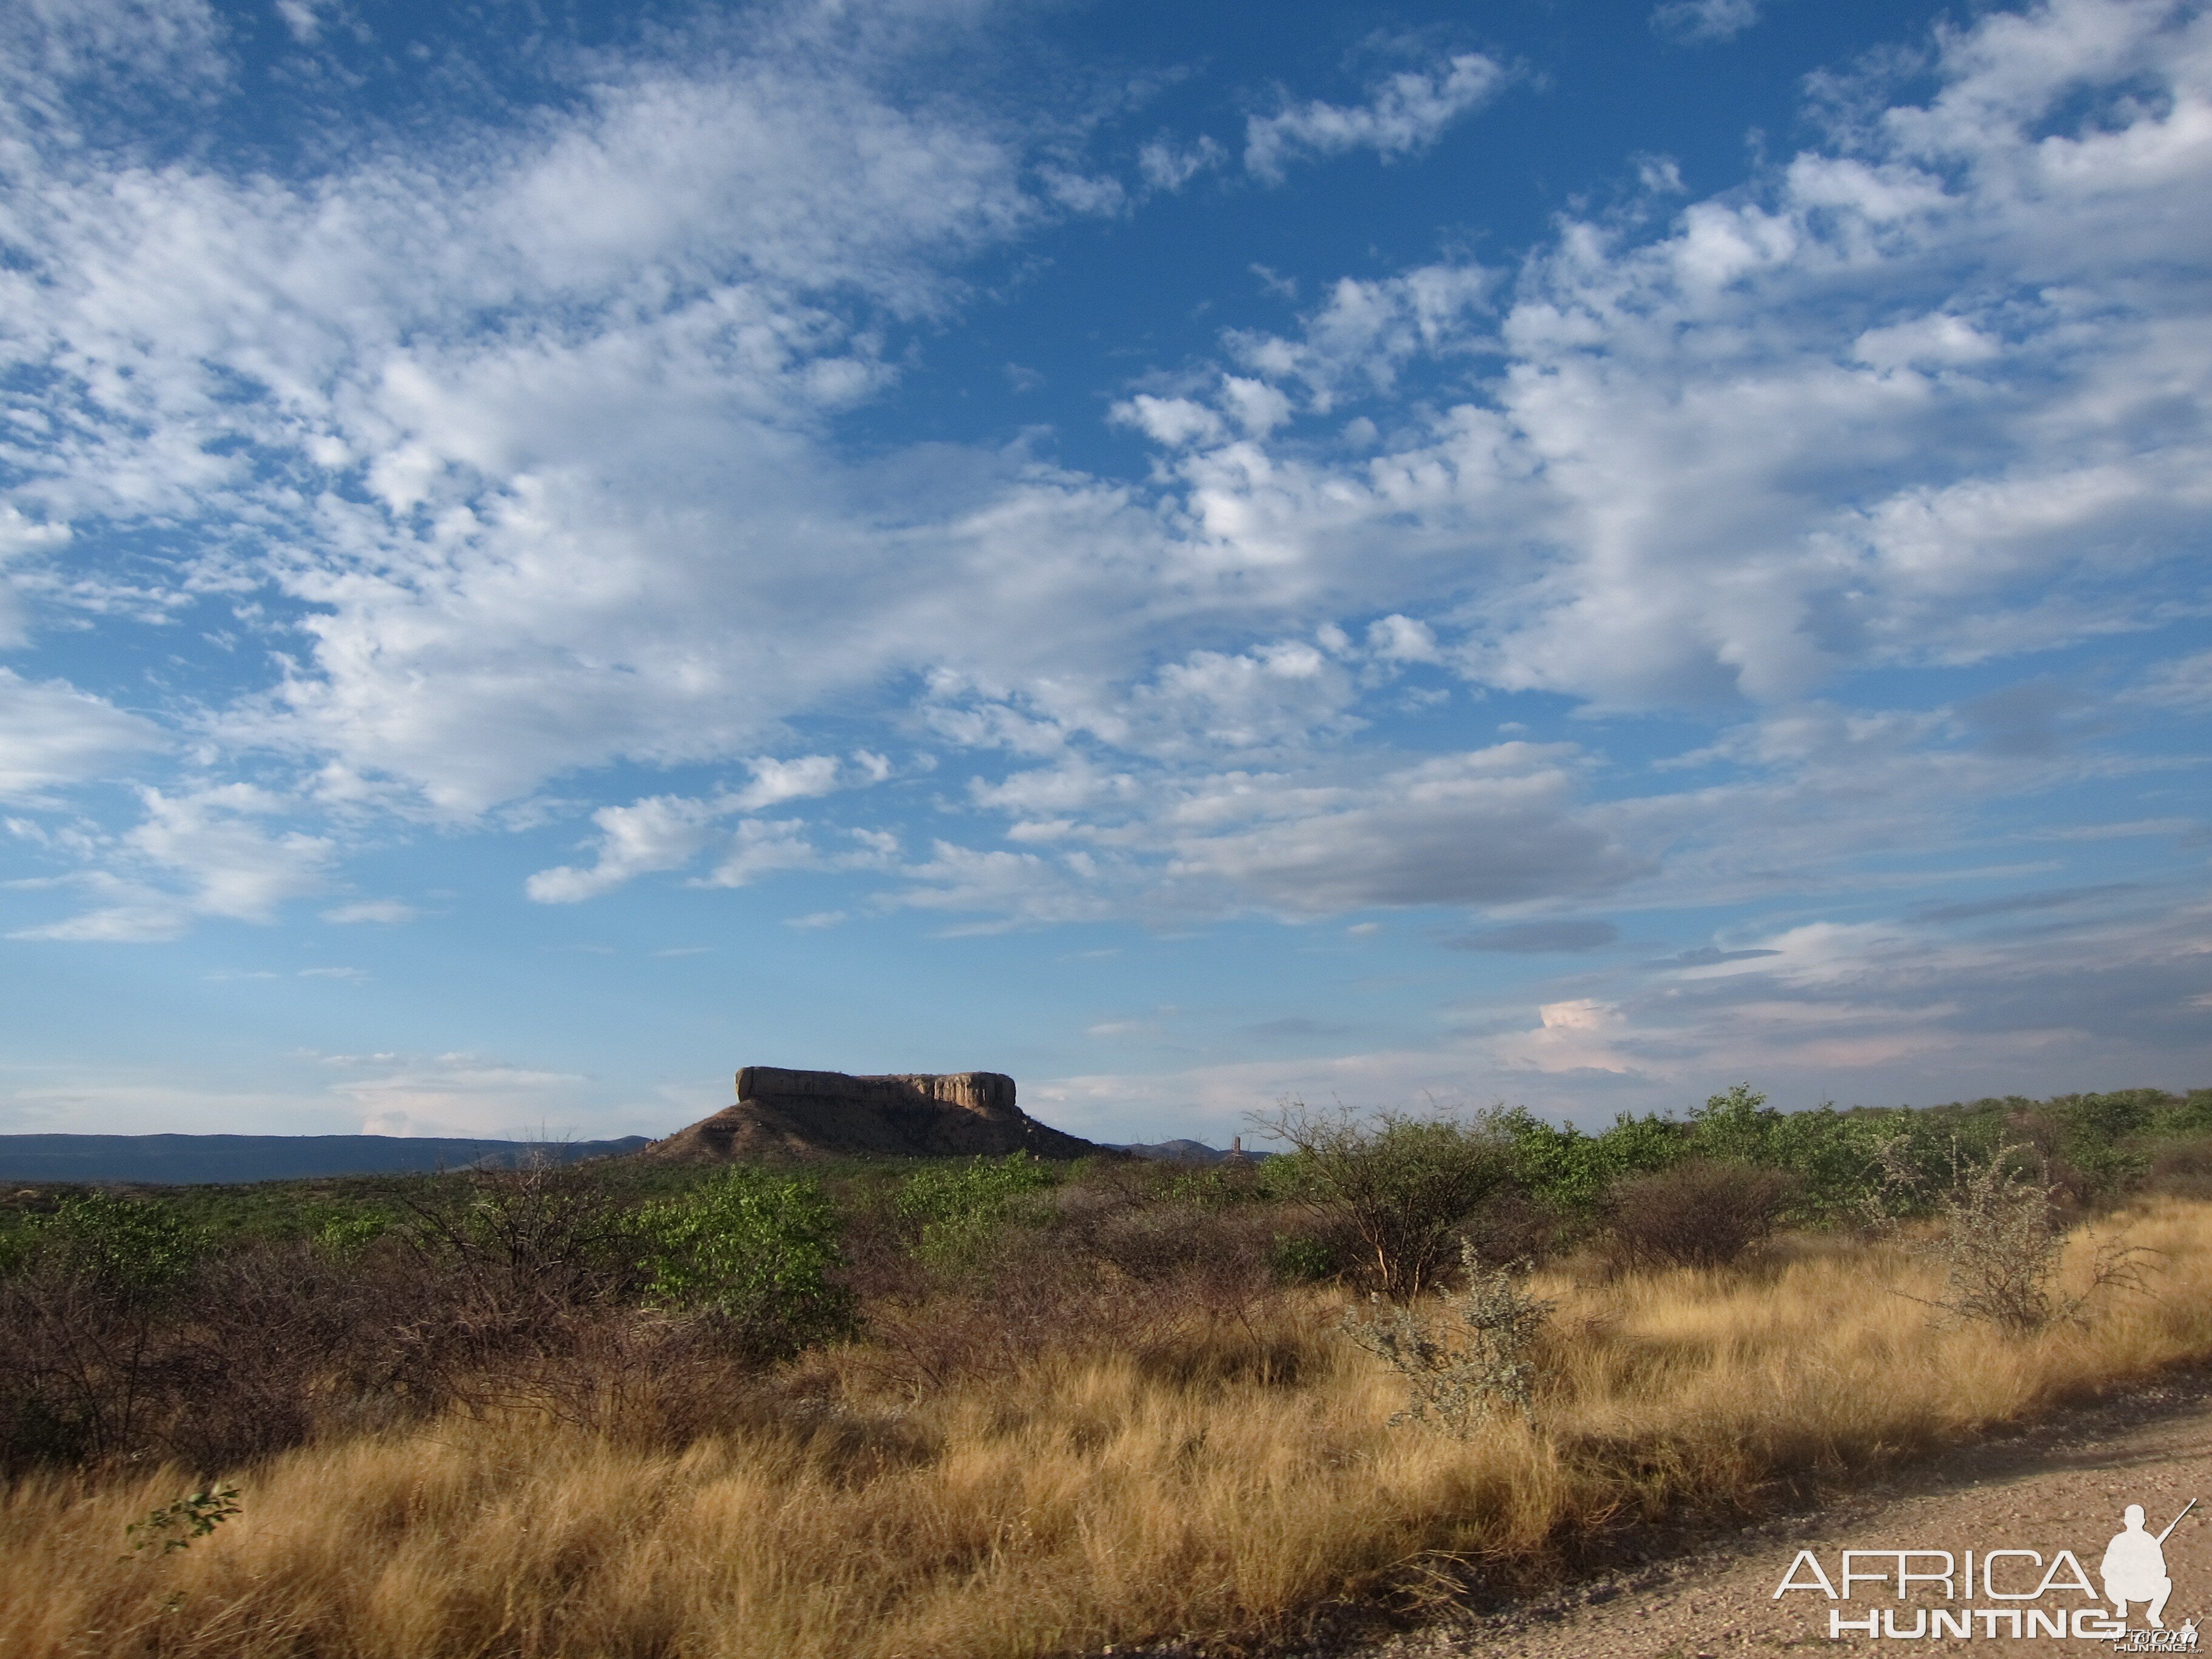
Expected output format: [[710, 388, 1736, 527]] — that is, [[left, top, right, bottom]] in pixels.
[[0, 1134, 651, 1186], [640, 1067, 1102, 1162]]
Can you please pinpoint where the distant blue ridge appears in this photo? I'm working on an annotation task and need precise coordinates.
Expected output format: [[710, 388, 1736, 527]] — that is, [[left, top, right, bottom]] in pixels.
[[0, 1134, 652, 1186]]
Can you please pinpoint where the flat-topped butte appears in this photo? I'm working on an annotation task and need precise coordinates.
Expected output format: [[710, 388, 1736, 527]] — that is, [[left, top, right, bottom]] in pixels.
[[640, 1065, 1101, 1162]]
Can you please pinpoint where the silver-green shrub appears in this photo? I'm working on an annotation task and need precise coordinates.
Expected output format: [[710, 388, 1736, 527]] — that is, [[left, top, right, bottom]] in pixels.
[[1340, 1241, 1552, 1435]]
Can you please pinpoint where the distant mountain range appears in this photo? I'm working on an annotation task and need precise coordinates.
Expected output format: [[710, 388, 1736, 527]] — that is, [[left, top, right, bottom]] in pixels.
[[0, 1134, 652, 1187], [0, 1127, 1267, 1187], [1114, 1139, 1274, 1163]]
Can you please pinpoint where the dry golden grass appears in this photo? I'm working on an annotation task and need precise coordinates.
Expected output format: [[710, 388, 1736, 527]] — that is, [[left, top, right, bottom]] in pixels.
[[8, 1198, 2212, 1659]]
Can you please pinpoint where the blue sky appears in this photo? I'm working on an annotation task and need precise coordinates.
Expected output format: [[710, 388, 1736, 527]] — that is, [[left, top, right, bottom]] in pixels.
[[2, 0, 2208, 1146]]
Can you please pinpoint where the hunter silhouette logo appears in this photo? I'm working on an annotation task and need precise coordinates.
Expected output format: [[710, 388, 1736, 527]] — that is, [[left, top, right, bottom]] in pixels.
[[2104, 1501, 2192, 1629], [1773, 1496, 2200, 1643]]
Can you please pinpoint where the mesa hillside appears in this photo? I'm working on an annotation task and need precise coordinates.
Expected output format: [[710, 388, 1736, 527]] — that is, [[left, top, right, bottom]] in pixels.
[[638, 1065, 1104, 1162]]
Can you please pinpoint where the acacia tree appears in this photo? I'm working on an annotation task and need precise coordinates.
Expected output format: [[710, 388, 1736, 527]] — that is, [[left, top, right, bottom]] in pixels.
[[1256, 1103, 1515, 1301]]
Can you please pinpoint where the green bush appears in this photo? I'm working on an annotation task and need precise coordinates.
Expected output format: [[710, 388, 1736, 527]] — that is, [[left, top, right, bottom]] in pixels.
[[1492, 1105, 1683, 1216], [28, 1193, 201, 1298], [638, 1168, 856, 1364], [1162, 1164, 1262, 1208], [894, 1153, 1057, 1269], [0, 1195, 206, 1467], [2154, 1090, 2212, 1139], [1259, 1105, 1514, 1301], [1268, 1231, 1341, 1284], [304, 1206, 391, 1261]]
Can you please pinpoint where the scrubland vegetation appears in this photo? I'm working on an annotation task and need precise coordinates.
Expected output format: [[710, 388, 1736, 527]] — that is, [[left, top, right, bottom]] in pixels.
[[4, 1085, 2212, 1658]]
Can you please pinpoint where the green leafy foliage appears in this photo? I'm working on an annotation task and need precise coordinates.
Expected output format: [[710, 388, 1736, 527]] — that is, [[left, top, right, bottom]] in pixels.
[[126, 1484, 241, 1555], [1490, 1105, 1684, 1216], [305, 1206, 391, 1261], [638, 1167, 856, 1362], [1260, 1106, 1515, 1300], [1161, 1164, 1262, 1208], [2153, 1090, 2212, 1139], [29, 1193, 202, 1299], [893, 1153, 1057, 1269], [1268, 1231, 1341, 1284]]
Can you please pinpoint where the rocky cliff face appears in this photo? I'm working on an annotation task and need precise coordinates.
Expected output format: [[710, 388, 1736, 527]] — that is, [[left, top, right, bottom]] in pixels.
[[639, 1067, 1101, 1162]]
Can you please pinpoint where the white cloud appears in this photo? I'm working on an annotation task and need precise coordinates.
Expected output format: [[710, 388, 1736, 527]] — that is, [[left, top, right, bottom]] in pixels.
[[7, 877, 189, 942], [0, 0, 227, 121], [321, 898, 416, 924], [0, 506, 70, 647], [705, 817, 826, 888], [0, 0, 2205, 970], [1138, 135, 1225, 193], [329, 1053, 595, 1138], [8, 784, 333, 939], [123, 785, 334, 923], [1221, 263, 1495, 411], [526, 794, 726, 903], [0, 669, 162, 800], [272, 0, 329, 44], [1161, 747, 1649, 914], [525, 755, 871, 901], [1114, 0, 2212, 723], [1651, 0, 1763, 45], [1367, 614, 1439, 663], [2137, 648, 2212, 709], [1245, 54, 1509, 183], [1111, 394, 1227, 449], [731, 753, 845, 810], [2, 7, 1079, 817]]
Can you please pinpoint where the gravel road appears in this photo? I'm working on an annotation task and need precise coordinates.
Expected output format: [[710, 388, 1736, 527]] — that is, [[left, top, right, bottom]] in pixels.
[[1361, 1370, 2212, 1658]]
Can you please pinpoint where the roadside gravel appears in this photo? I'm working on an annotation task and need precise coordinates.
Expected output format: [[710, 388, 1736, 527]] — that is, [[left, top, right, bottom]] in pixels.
[[1359, 1369, 2212, 1658]]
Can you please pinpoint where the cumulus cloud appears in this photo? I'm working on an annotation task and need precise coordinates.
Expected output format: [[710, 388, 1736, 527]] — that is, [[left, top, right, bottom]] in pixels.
[[525, 755, 877, 901], [1245, 54, 1509, 183], [123, 785, 334, 923], [10, 784, 333, 939]]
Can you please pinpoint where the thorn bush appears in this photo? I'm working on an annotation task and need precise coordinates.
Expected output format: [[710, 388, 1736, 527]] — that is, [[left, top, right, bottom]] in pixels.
[[1339, 1241, 1553, 1435]]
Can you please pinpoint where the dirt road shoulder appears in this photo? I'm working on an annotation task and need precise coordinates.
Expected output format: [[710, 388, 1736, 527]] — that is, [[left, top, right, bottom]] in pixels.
[[1370, 1369, 2212, 1658]]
